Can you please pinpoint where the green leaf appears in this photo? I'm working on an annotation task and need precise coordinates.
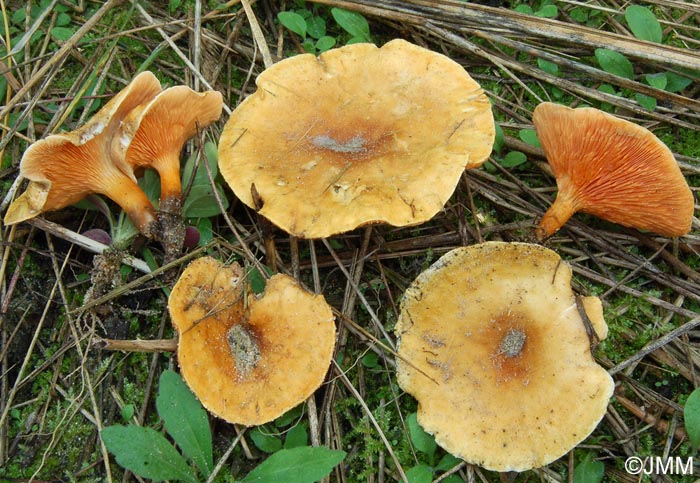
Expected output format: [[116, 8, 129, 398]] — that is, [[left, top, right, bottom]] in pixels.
[[156, 370, 213, 478], [316, 36, 336, 53], [535, 5, 558, 18], [240, 446, 346, 483], [500, 150, 528, 168], [635, 93, 657, 111], [441, 476, 464, 483], [196, 217, 213, 247], [360, 352, 379, 369], [569, 7, 588, 23], [537, 58, 559, 76], [331, 8, 370, 42], [625, 5, 662, 43], [51, 27, 74, 42], [275, 405, 304, 428], [306, 16, 326, 39], [249, 264, 274, 294], [278, 11, 307, 38], [597, 83, 617, 112], [407, 413, 436, 458], [436, 453, 462, 471], [404, 464, 433, 483], [514, 5, 533, 14], [302, 38, 316, 54], [645, 72, 667, 90], [142, 247, 160, 273], [121, 404, 135, 422], [684, 388, 700, 450], [183, 141, 219, 189], [595, 49, 634, 80], [182, 184, 229, 219], [573, 452, 604, 483], [284, 424, 308, 449], [665, 72, 693, 93], [139, 168, 161, 206], [518, 128, 541, 148], [250, 428, 283, 454], [101, 425, 198, 483], [493, 122, 504, 155], [56, 13, 72, 27]]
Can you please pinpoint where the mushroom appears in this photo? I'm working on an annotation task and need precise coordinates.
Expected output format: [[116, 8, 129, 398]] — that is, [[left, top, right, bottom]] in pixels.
[[218, 39, 494, 239], [533, 102, 694, 240], [168, 257, 336, 426], [116, 86, 224, 214], [4, 71, 162, 236], [395, 242, 614, 472]]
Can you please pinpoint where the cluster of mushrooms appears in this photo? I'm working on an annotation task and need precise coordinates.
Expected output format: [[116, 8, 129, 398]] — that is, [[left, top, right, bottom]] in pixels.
[[4, 71, 223, 254], [4, 39, 696, 473]]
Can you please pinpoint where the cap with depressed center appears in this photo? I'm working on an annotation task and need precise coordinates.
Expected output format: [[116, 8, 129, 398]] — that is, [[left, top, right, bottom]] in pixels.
[[533, 102, 694, 240], [395, 242, 614, 472], [218, 39, 494, 238], [168, 257, 336, 426]]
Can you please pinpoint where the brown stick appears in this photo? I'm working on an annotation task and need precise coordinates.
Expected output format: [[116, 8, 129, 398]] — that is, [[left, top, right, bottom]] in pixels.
[[97, 338, 177, 353], [615, 394, 687, 442]]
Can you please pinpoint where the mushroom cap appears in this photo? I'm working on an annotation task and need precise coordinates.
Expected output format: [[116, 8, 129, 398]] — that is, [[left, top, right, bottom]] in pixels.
[[533, 102, 694, 238], [218, 39, 494, 238], [4, 71, 162, 230], [116, 86, 223, 200], [395, 242, 614, 472], [168, 257, 336, 426]]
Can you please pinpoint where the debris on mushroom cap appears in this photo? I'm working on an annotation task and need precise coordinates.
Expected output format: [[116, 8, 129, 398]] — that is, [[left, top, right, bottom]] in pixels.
[[533, 102, 695, 240], [218, 39, 494, 239], [395, 242, 614, 472], [4, 71, 162, 235], [168, 256, 336, 426], [117, 86, 224, 214]]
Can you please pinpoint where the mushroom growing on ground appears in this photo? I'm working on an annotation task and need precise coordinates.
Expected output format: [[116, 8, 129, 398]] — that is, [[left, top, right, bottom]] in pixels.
[[218, 39, 494, 239], [533, 102, 694, 240], [4, 71, 162, 236], [168, 257, 336, 426], [395, 242, 614, 472], [117, 86, 224, 215]]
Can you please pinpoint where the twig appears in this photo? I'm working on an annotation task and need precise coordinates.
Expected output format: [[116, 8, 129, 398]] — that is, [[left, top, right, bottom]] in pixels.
[[331, 360, 408, 483], [27, 217, 151, 274], [609, 315, 700, 375], [97, 338, 178, 352], [0, 0, 124, 120], [240, 0, 274, 68], [615, 394, 687, 442]]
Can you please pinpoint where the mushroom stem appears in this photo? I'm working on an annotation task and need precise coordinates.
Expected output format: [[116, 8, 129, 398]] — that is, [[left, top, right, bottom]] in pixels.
[[101, 174, 157, 237], [152, 153, 183, 214], [536, 186, 579, 241]]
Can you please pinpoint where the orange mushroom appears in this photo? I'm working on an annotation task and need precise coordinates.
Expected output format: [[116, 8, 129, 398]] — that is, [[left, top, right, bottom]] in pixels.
[[533, 102, 694, 240], [116, 86, 223, 214], [4, 72, 162, 236], [168, 257, 336, 426], [395, 242, 614, 472], [218, 39, 494, 238]]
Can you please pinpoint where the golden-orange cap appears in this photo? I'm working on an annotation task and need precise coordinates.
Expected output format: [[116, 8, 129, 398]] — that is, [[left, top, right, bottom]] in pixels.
[[395, 242, 614, 472], [168, 257, 336, 426], [218, 39, 494, 238]]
